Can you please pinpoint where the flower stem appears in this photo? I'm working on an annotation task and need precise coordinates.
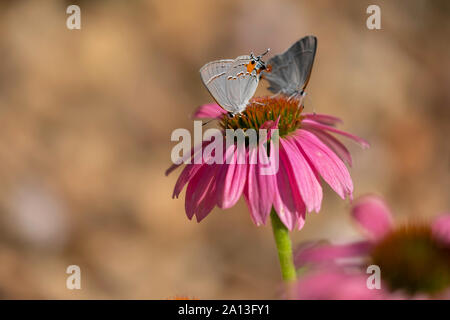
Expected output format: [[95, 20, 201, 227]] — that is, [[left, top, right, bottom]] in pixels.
[[270, 208, 297, 282]]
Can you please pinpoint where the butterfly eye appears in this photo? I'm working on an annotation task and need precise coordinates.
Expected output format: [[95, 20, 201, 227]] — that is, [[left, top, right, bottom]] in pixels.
[[251, 60, 255, 65]]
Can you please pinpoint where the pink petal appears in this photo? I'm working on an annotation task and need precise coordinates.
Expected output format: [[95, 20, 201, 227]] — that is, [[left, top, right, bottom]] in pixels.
[[272, 158, 301, 230], [184, 166, 204, 219], [280, 138, 322, 213], [269, 140, 310, 230], [294, 129, 353, 200], [302, 119, 370, 148], [192, 103, 227, 119], [243, 144, 275, 226], [172, 163, 203, 198], [351, 195, 394, 241], [171, 140, 218, 198], [307, 128, 353, 166], [216, 144, 247, 209], [195, 175, 219, 222], [303, 113, 343, 126], [295, 269, 385, 300], [432, 214, 450, 245], [185, 164, 218, 221], [295, 241, 372, 267], [165, 140, 211, 176]]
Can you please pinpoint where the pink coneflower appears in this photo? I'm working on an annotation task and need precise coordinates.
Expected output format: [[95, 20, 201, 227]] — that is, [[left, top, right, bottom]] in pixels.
[[294, 195, 450, 299], [167, 96, 367, 282], [166, 96, 368, 231]]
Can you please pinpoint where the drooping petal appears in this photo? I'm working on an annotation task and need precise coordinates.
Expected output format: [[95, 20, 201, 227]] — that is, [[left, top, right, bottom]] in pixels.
[[295, 241, 372, 267], [280, 138, 322, 213], [184, 165, 205, 219], [432, 214, 450, 245], [172, 163, 203, 198], [166, 140, 211, 176], [272, 156, 300, 230], [351, 195, 394, 241], [216, 144, 248, 209], [243, 144, 275, 226], [294, 129, 353, 200], [195, 167, 220, 222], [303, 113, 343, 126], [269, 140, 311, 230], [185, 164, 218, 221], [307, 128, 353, 166], [192, 103, 227, 119], [171, 140, 218, 198], [302, 119, 370, 148]]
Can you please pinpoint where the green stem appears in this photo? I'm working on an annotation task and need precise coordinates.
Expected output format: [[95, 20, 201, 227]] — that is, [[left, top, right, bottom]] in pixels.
[[270, 208, 297, 282]]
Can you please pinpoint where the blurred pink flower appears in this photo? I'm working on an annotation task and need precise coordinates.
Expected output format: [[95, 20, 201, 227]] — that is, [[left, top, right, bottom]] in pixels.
[[294, 268, 386, 300], [294, 195, 450, 299], [166, 97, 368, 230]]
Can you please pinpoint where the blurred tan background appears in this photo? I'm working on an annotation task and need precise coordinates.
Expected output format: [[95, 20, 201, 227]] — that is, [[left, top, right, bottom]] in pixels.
[[0, 0, 448, 299]]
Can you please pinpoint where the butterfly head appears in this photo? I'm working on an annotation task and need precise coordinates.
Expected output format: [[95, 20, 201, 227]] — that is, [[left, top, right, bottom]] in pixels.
[[247, 48, 270, 75]]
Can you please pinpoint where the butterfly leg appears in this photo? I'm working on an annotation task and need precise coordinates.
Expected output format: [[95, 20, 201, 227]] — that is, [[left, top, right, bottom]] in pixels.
[[287, 92, 298, 102], [252, 101, 266, 106], [270, 92, 281, 99]]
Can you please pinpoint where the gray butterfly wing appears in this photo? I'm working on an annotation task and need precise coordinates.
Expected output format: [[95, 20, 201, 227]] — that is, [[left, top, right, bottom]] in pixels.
[[264, 54, 290, 94], [200, 59, 235, 112], [265, 36, 317, 96], [224, 55, 259, 114]]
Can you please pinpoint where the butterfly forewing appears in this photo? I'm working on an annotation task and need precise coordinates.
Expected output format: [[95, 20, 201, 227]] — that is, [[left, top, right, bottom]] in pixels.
[[265, 35, 317, 96], [264, 55, 290, 93]]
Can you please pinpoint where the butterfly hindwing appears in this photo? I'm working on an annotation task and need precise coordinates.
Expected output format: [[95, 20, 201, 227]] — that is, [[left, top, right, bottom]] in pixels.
[[200, 59, 235, 112]]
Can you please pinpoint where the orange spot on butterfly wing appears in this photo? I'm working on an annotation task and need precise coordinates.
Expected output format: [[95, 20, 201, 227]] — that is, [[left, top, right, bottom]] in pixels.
[[246, 62, 256, 73]]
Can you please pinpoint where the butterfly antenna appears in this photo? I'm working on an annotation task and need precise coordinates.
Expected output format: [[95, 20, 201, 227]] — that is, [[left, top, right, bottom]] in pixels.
[[270, 92, 281, 99], [258, 48, 270, 58], [287, 92, 297, 101]]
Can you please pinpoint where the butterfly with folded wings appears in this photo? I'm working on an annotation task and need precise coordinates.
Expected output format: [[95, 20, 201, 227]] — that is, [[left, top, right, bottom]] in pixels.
[[263, 36, 317, 105], [200, 49, 269, 116]]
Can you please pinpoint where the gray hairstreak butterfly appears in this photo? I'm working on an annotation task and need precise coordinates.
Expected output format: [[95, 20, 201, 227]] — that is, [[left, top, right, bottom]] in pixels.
[[200, 49, 269, 116], [263, 36, 317, 103]]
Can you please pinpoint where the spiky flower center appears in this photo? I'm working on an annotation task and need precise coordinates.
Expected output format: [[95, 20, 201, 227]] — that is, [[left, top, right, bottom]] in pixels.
[[219, 96, 304, 137], [370, 224, 450, 295]]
